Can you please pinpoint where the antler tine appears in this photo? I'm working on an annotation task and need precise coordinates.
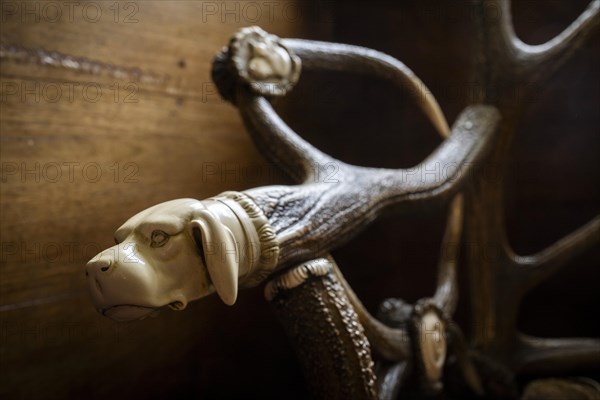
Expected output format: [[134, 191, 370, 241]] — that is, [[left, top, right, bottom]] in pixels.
[[237, 90, 337, 184], [474, 215, 600, 386], [479, 0, 600, 95], [464, 200, 599, 367], [282, 39, 450, 137], [512, 215, 600, 294], [474, 215, 599, 342], [513, 335, 600, 374], [376, 362, 410, 400], [373, 105, 500, 211], [433, 194, 463, 315], [472, 0, 516, 91], [509, 0, 600, 76]]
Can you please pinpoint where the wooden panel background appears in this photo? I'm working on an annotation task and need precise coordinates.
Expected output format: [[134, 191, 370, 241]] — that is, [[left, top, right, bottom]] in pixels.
[[1, 1, 599, 399], [0, 1, 315, 399]]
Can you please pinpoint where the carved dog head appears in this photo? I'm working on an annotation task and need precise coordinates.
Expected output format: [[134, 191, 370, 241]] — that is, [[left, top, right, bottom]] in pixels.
[[85, 197, 255, 321]]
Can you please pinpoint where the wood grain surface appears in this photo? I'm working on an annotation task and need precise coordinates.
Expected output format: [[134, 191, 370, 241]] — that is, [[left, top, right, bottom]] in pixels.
[[1, 1, 309, 398]]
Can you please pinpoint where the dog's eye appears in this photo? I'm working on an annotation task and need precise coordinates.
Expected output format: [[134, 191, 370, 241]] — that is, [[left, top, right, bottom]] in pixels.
[[150, 230, 169, 248]]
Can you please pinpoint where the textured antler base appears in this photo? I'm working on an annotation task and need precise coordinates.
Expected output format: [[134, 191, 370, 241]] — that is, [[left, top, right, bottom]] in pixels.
[[266, 257, 377, 400]]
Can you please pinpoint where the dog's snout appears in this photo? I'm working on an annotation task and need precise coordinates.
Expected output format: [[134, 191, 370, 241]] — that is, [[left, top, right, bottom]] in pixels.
[[86, 257, 113, 274], [85, 256, 113, 299]]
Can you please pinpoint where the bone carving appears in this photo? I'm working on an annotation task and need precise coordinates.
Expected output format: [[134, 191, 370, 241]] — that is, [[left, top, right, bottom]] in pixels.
[[229, 26, 301, 96], [85, 192, 278, 321]]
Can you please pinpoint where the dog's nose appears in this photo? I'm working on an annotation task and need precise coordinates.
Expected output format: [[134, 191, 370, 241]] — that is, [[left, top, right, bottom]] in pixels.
[[86, 257, 113, 275], [85, 257, 112, 298]]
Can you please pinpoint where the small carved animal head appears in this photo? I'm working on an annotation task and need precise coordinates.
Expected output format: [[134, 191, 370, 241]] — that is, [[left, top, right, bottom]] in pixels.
[[85, 199, 242, 321]]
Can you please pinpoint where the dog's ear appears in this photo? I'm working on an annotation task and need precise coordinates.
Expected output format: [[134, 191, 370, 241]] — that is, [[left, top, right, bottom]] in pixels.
[[190, 209, 239, 305]]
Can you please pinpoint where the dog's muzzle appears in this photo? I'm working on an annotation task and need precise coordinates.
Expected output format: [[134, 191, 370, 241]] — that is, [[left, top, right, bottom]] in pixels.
[[85, 244, 162, 321], [86, 254, 159, 321]]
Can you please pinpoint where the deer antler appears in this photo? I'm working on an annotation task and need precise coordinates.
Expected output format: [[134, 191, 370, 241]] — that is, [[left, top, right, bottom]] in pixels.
[[213, 27, 499, 268], [483, 0, 600, 78], [465, 0, 600, 374], [215, 28, 492, 396]]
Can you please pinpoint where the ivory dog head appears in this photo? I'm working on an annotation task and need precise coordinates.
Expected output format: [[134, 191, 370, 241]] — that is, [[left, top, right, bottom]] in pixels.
[[85, 192, 278, 321]]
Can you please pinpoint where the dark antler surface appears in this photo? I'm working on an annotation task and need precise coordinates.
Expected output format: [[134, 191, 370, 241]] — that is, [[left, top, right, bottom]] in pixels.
[[213, 37, 501, 267], [465, 0, 600, 373], [213, 2, 600, 395]]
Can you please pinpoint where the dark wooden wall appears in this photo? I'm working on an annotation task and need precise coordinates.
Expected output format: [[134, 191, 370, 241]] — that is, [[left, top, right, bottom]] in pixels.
[[1, 1, 598, 399]]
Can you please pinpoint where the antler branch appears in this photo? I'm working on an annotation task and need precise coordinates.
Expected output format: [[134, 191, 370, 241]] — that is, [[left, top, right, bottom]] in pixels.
[[514, 334, 600, 373], [466, 2, 599, 369], [238, 92, 335, 183], [433, 195, 464, 315], [246, 105, 499, 267], [512, 215, 600, 292], [475, 0, 600, 106], [215, 32, 452, 184], [375, 105, 499, 209], [508, 0, 600, 73], [282, 39, 450, 137]]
